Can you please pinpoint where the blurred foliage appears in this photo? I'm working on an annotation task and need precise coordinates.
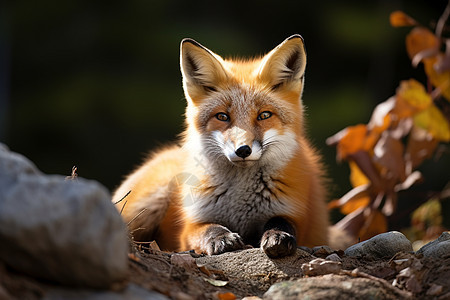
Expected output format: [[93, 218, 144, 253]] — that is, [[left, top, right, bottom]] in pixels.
[[0, 0, 447, 227], [327, 4, 450, 243]]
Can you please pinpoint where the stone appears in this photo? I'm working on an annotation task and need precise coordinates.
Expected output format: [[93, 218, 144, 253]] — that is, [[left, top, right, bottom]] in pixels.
[[43, 283, 170, 300], [344, 231, 413, 259], [0, 144, 129, 288], [416, 232, 450, 258], [263, 274, 412, 300]]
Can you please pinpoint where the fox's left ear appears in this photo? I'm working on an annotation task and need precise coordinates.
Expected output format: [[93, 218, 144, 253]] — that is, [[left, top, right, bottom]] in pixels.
[[258, 35, 306, 90]]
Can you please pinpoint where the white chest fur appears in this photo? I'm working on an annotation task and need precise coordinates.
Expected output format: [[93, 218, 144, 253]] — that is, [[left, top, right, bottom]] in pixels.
[[185, 166, 292, 244]]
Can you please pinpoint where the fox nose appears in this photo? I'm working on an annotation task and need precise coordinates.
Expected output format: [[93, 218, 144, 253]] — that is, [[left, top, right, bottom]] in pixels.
[[235, 145, 252, 158]]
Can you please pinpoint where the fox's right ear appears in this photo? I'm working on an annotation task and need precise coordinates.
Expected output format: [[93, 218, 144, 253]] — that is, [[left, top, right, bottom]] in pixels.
[[180, 39, 228, 102]]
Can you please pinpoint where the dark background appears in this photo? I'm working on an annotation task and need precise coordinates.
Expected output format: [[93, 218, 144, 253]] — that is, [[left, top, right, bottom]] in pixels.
[[1, 1, 448, 221]]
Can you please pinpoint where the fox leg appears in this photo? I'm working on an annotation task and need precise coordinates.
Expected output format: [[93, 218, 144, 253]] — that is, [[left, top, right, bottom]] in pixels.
[[180, 221, 245, 255], [261, 217, 297, 258]]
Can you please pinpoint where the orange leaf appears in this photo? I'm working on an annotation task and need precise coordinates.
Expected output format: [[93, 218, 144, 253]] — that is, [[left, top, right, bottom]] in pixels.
[[341, 195, 371, 215], [390, 11, 418, 27], [424, 55, 450, 101], [217, 292, 236, 300], [335, 125, 367, 160], [358, 209, 388, 241], [405, 27, 439, 62]]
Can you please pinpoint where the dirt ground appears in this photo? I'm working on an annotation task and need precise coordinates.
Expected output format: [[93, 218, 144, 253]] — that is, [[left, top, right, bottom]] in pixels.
[[1, 242, 450, 300]]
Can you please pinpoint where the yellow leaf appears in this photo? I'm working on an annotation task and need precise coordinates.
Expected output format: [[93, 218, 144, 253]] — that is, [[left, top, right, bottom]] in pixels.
[[349, 161, 370, 187], [394, 79, 432, 118], [424, 56, 450, 101], [414, 104, 450, 142], [390, 11, 418, 27]]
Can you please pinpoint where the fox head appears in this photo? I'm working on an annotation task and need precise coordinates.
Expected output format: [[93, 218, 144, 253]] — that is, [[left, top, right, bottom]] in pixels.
[[180, 35, 307, 169]]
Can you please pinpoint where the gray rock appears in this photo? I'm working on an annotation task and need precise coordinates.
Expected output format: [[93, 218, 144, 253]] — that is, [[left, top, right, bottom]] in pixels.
[[43, 284, 169, 300], [416, 232, 450, 258], [263, 274, 412, 300], [0, 143, 41, 193], [0, 145, 129, 288], [344, 231, 413, 259]]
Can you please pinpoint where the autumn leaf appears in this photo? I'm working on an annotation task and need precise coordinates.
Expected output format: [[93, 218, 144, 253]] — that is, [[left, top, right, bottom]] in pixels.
[[340, 194, 370, 215], [349, 161, 370, 187], [405, 126, 439, 171], [329, 125, 379, 161], [373, 131, 406, 183], [358, 209, 388, 241], [217, 292, 236, 300], [394, 79, 432, 118], [390, 11, 418, 27], [424, 55, 450, 101], [405, 27, 439, 66], [414, 104, 450, 141]]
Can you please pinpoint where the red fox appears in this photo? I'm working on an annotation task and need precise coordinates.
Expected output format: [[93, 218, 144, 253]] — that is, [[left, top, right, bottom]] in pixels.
[[113, 35, 331, 258]]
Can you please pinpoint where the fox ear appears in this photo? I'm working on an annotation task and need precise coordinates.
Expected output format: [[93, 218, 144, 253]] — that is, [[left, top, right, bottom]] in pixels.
[[180, 39, 228, 100], [258, 35, 306, 90]]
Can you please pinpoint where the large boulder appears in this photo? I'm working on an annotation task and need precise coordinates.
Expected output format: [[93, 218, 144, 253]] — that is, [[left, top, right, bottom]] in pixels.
[[0, 144, 129, 288]]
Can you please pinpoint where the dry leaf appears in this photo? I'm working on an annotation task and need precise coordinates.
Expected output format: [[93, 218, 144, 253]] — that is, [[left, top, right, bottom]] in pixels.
[[203, 278, 228, 287], [358, 208, 388, 241], [373, 131, 406, 182], [328, 184, 370, 211], [170, 253, 197, 270], [405, 27, 439, 62], [368, 97, 395, 132], [349, 161, 370, 187], [217, 292, 236, 300], [301, 258, 342, 276], [405, 126, 438, 171], [424, 55, 450, 101], [390, 11, 418, 27], [395, 79, 432, 118]]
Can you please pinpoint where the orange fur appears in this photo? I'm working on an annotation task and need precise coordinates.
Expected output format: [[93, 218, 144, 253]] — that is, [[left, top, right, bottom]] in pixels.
[[113, 35, 332, 255]]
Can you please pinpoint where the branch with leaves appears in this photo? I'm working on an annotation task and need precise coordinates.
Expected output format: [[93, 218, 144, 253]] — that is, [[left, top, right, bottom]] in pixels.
[[327, 3, 450, 242]]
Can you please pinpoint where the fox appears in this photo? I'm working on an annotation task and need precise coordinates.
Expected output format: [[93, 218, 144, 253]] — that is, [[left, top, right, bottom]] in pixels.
[[112, 34, 333, 258]]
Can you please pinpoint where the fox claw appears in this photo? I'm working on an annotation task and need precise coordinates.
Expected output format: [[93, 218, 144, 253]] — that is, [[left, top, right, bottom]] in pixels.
[[205, 231, 245, 255], [261, 229, 297, 258]]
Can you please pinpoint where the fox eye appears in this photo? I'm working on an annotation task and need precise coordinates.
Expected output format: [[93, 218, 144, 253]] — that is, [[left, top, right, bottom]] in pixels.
[[257, 111, 272, 121], [215, 112, 229, 122]]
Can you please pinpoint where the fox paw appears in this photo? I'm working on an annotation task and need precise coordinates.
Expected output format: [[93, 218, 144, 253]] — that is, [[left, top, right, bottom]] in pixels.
[[204, 227, 245, 255], [261, 229, 297, 258]]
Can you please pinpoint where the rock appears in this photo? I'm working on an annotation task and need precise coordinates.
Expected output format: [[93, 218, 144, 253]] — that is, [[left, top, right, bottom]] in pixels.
[[0, 143, 41, 192], [263, 274, 412, 300], [43, 283, 170, 300], [344, 231, 413, 259], [0, 144, 129, 288], [196, 248, 312, 279], [311, 245, 333, 257], [416, 232, 450, 258], [325, 253, 342, 262]]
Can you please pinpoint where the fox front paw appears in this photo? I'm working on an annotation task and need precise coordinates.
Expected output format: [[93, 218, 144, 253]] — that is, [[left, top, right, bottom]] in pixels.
[[261, 229, 297, 258], [203, 225, 245, 255]]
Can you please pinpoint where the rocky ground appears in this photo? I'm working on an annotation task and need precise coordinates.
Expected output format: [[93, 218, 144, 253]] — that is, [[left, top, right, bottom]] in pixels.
[[1, 143, 450, 300]]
